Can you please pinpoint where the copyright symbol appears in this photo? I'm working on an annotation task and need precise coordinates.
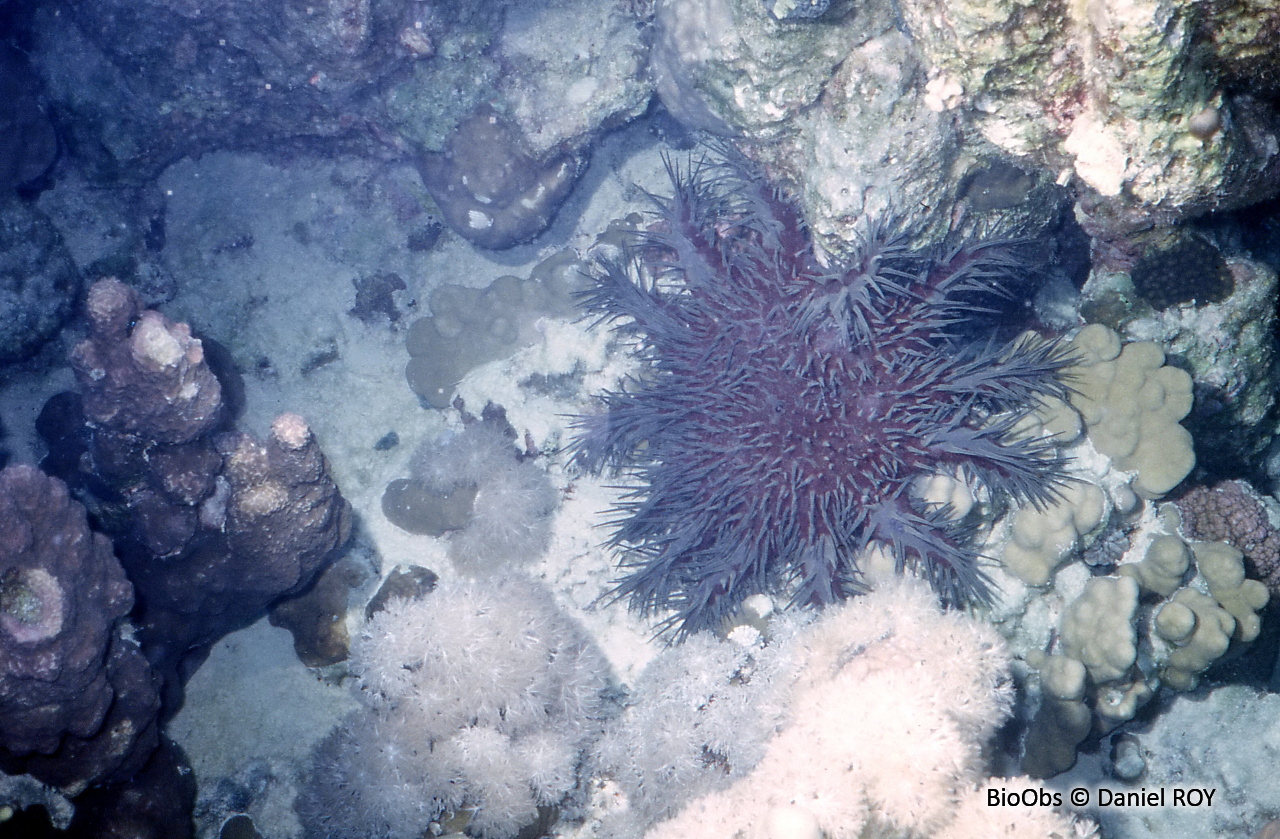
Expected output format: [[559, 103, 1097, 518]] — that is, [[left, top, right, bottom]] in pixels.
[[1070, 788, 1089, 807]]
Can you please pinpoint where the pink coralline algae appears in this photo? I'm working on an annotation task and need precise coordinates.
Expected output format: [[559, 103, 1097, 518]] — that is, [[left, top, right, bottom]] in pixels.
[[1177, 480, 1280, 592], [0, 464, 159, 795]]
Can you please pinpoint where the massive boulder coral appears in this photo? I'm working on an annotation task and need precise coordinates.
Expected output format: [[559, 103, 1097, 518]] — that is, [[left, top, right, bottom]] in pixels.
[[1062, 324, 1196, 498], [416, 106, 582, 249], [404, 248, 587, 408], [0, 465, 160, 796], [43, 278, 352, 679]]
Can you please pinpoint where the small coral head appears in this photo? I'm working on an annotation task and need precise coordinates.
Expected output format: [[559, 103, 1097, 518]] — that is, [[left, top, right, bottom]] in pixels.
[[573, 152, 1072, 638]]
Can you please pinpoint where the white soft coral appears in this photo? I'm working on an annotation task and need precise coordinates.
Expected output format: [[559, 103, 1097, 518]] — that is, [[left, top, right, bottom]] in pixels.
[[642, 579, 1093, 839], [299, 576, 613, 839]]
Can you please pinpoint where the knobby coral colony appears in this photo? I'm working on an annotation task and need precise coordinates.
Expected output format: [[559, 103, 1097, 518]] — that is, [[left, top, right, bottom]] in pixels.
[[572, 154, 1075, 637]]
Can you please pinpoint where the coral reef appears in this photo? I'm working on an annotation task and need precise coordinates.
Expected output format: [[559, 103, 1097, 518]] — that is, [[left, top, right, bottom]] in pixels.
[[951, 322, 1272, 778], [573, 154, 1073, 635], [0, 464, 160, 796], [296, 576, 613, 839], [43, 279, 352, 684]]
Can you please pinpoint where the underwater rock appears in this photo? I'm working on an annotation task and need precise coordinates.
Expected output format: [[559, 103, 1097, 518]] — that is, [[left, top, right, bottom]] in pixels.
[[760, 0, 830, 20], [897, 0, 1280, 238], [648, 0, 1053, 252], [491, 0, 652, 158], [363, 564, 438, 621], [30, 0, 412, 181], [0, 197, 81, 364], [349, 271, 408, 325], [0, 44, 57, 194]]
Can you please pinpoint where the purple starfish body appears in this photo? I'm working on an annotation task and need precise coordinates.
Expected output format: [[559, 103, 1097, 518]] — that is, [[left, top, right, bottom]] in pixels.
[[573, 155, 1072, 637]]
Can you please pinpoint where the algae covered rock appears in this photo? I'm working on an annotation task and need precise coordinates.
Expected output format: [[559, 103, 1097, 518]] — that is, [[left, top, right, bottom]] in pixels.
[[0, 197, 80, 363], [896, 0, 1280, 238]]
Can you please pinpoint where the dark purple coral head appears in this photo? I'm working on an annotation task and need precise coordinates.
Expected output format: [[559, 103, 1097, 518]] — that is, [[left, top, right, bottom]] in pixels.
[[572, 154, 1073, 638]]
